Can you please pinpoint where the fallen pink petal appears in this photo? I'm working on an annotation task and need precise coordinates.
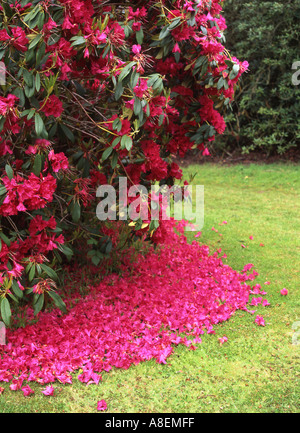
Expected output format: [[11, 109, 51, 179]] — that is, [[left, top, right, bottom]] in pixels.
[[42, 385, 55, 396], [0, 222, 260, 390], [21, 385, 34, 397], [262, 299, 270, 307], [97, 399, 107, 411], [255, 315, 265, 327], [280, 288, 288, 296], [218, 336, 228, 345]]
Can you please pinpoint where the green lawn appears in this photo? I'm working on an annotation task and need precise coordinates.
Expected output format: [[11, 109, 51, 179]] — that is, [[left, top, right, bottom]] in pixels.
[[1, 163, 299, 413]]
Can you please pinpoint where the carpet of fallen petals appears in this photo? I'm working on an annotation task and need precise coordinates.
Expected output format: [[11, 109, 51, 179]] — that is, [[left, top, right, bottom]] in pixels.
[[0, 222, 261, 389]]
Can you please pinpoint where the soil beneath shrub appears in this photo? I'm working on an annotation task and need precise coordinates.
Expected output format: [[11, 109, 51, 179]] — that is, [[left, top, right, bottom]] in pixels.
[[174, 147, 300, 167]]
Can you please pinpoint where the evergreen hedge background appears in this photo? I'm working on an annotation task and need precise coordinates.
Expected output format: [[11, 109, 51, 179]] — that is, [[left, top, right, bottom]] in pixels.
[[217, 0, 300, 155]]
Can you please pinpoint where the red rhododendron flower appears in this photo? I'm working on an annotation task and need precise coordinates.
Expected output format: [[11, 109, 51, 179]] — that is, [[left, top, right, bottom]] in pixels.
[[40, 95, 63, 118], [11, 27, 29, 52], [48, 150, 69, 172]]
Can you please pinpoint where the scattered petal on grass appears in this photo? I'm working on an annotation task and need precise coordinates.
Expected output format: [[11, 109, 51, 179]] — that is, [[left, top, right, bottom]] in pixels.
[[194, 231, 202, 238], [264, 281, 270, 285], [219, 221, 227, 226], [22, 385, 34, 397], [259, 243, 264, 247], [0, 387, 4, 395], [250, 297, 262, 306], [262, 299, 270, 307], [9, 378, 23, 391], [249, 235, 254, 240], [255, 315, 265, 326], [42, 385, 54, 396], [241, 244, 247, 248], [218, 336, 228, 345], [97, 399, 107, 411], [280, 288, 288, 296]]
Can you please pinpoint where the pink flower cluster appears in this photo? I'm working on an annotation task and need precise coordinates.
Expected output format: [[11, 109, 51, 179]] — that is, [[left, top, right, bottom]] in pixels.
[[0, 173, 56, 216]]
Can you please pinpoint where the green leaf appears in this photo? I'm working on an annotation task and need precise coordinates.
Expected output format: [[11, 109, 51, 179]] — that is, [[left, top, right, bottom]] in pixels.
[[24, 84, 36, 99], [22, 68, 34, 87], [58, 244, 73, 259], [159, 26, 170, 40], [118, 61, 136, 83], [59, 124, 75, 143], [229, 64, 240, 80], [12, 280, 24, 299], [91, 254, 101, 266], [136, 28, 144, 45], [0, 297, 11, 327], [0, 185, 7, 196], [217, 77, 225, 89], [114, 82, 124, 101], [102, 146, 114, 161], [28, 264, 36, 282], [71, 201, 81, 223], [48, 291, 67, 313], [133, 97, 142, 116], [5, 164, 13, 180], [121, 135, 133, 151], [12, 88, 25, 107], [33, 153, 42, 176], [34, 113, 45, 136], [0, 232, 11, 247], [23, 5, 40, 23], [168, 17, 181, 30], [111, 151, 118, 169], [40, 264, 59, 281], [35, 73, 41, 92], [112, 136, 121, 148], [8, 292, 19, 304], [29, 33, 42, 50], [70, 36, 87, 47], [33, 293, 44, 315]]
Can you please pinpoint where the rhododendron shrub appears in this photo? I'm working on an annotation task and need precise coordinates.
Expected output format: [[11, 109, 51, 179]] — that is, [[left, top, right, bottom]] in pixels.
[[0, 0, 247, 324]]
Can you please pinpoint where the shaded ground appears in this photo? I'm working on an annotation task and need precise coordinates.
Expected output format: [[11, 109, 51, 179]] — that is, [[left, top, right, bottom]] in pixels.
[[175, 147, 300, 167]]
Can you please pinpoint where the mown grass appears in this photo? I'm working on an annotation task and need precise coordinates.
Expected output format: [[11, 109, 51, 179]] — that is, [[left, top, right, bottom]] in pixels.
[[1, 163, 299, 413]]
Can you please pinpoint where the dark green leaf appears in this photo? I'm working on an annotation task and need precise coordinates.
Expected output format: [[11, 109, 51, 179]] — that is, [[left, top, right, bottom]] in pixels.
[[71, 201, 81, 223], [0, 297, 11, 327], [33, 153, 42, 176], [34, 113, 45, 136], [48, 291, 67, 313], [5, 164, 13, 180], [102, 146, 114, 161], [40, 264, 59, 281], [29, 33, 42, 50], [33, 293, 44, 316]]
